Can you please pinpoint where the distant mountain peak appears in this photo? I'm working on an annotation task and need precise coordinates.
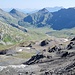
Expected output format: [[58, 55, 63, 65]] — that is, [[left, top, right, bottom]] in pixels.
[[9, 8, 26, 19], [10, 8, 18, 13], [0, 8, 4, 12], [38, 8, 49, 13], [0, 8, 3, 11]]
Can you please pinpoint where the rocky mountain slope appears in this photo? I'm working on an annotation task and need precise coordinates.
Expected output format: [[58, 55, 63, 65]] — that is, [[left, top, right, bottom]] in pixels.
[[0, 37, 75, 75], [0, 7, 75, 75]]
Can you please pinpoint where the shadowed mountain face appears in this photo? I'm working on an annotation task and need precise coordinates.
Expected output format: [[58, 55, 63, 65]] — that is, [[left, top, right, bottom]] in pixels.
[[23, 8, 75, 30], [48, 8, 75, 30], [23, 8, 53, 27]]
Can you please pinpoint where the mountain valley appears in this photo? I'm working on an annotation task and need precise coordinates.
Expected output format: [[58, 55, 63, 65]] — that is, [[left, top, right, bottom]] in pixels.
[[0, 7, 75, 75]]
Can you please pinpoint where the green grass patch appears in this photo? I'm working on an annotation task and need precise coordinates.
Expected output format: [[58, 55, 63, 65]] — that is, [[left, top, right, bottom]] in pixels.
[[15, 52, 35, 59], [46, 28, 75, 38], [0, 45, 13, 51]]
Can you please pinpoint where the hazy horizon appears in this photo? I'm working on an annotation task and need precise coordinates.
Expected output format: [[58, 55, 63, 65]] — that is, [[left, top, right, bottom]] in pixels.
[[0, 0, 75, 9]]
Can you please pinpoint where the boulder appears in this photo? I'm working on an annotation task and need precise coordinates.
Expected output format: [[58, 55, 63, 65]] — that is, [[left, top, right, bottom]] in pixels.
[[67, 41, 75, 50], [71, 37, 75, 41], [48, 46, 61, 53], [40, 39, 49, 46], [26, 41, 35, 47], [26, 43, 32, 47], [56, 51, 69, 58]]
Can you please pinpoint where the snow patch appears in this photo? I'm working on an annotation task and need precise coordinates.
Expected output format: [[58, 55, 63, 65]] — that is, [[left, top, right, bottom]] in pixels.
[[8, 64, 27, 69], [26, 47, 31, 49], [64, 39, 69, 42], [18, 49, 23, 52]]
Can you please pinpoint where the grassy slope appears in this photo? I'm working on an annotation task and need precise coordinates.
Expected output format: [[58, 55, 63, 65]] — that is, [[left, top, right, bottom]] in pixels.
[[0, 22, 51, 50], [0, 21, 28, 42], [27, 27, 53, 41], [14, 51, 35, 59], [46, 28, 75, 38], [0, 20, 74, 49], [0, 21, 28, 50]]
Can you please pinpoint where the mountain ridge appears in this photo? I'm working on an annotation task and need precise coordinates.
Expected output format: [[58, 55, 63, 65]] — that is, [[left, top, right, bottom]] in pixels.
[[0, 8, 18, 24], [20, 8, 52, 27], [21, 7, 75, 30], [0, 7, 75, 30]]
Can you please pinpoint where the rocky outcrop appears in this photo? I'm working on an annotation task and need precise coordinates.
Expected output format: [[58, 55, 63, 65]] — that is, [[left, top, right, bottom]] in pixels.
[[26, 43, 32, 47], [67, 41, 75, 50], [48, 46, 60, 52], [48, 44, 65, 53], [71, 37, 75, 41], [24, 54, 45, 65], [56, 51, 69, 58], [0, 50, 8, 55], [40, 39, 49, 46], [10, 23, 27, 32]]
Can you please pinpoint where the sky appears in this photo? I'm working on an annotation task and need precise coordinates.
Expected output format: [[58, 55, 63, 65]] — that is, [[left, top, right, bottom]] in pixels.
[[0, 0, 75, 9]]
